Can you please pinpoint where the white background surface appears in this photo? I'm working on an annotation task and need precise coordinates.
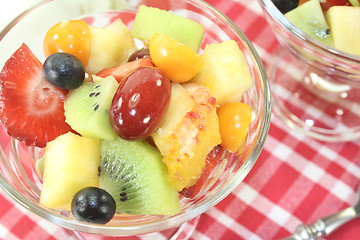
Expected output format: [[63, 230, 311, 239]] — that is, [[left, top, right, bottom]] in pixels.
[[0, 0, 40, 30]]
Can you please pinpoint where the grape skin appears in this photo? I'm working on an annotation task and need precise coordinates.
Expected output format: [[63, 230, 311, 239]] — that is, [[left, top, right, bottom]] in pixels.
[[110, 66, 171, 140]]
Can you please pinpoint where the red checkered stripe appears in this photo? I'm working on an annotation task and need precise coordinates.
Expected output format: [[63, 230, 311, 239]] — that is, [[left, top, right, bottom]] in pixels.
[[187, 0, 360, 240], [1, 0, 360, 240], [0, 190, 79, 240]]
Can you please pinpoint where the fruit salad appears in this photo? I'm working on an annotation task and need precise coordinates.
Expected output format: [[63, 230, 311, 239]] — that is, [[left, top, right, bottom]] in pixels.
[[0, 5, 253, 224], [272, 0, 360, 56]]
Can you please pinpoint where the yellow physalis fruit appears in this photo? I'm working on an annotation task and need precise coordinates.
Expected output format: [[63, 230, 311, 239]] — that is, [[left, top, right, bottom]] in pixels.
[[43, 20, 91, 66], [149, 33, 204, 83], [218, 102, 251, 153]]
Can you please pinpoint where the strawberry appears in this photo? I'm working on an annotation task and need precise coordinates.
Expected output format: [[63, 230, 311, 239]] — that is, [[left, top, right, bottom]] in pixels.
[[298, 0, 351, 13], [180, 145, 226, 199], [0, 43, 72, 148], [96, 57, 153, 83], [320, 0, 351, 12]]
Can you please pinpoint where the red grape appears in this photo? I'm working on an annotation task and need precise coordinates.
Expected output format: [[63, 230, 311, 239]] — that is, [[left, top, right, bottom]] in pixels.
[[110, 66, 171, 140], [127, 48, 150, 62]]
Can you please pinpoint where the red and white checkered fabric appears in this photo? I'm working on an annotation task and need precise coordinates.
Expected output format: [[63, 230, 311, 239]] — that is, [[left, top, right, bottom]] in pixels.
[[1, 0, 360, 239]]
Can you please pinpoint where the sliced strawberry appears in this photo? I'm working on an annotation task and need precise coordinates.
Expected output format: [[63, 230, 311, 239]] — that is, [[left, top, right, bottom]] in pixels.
[[0, 43, 72, 148], [320, 0, 351, 12], [180, 145, 226, 199], [96, 57, 153, 83], [298, 0, 351, 12]]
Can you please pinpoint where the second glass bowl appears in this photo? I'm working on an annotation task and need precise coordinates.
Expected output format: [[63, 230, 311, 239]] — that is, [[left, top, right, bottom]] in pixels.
[[259, 0, 360, 141]]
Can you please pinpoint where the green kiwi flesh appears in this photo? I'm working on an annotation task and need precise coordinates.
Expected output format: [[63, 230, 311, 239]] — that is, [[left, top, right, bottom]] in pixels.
[[349, 0, 360, 6], [64, 76, 118, 140], [285, 0, 334, 46], [99, 137, 181, 215]]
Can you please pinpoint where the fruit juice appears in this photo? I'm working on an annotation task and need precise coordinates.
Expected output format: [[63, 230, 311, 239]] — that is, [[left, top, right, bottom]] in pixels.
[[0, 4, 255, 225]]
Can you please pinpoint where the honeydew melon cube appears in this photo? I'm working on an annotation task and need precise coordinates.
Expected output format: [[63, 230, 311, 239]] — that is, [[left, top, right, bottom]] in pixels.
[[326, 6, 360, 56], [130, 5, 204, 52]]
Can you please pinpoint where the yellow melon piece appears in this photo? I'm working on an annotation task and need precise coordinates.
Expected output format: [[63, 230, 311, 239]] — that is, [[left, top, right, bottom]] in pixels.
[[152, 83, 195, 144], [40, 132, 100, 211], [86, 19, 137, 74], [326, 6, 360, 56], [191, 40, 252, 107]]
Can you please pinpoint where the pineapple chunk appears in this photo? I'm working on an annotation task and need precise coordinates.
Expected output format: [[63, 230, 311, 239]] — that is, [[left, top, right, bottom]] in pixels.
[[326, 6, 360, 56], [152, 83, 195, 142], [40, 132, 100, 210], [86, 19, 137, 74], [152, 83, 221, 191], [191, 40, 252, 107]]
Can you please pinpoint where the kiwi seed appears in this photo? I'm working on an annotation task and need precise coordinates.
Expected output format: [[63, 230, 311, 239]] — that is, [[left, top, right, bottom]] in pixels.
[[63, 76, 119, 140], [97, 166, 101, 176]]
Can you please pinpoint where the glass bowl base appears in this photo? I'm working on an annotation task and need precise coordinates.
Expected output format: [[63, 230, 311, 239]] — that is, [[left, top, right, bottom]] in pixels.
[[73, 215, 200, 240], [268, 46, 360, 142]]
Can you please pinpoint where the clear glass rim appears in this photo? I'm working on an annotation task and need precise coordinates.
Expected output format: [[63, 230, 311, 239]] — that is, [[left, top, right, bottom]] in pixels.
[[259, 0, 360, 64], [0, 0, 271, 235]]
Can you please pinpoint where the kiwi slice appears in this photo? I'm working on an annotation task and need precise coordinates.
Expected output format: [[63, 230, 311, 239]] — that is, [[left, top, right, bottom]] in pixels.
[[99, 137, 181, 215], [285, 0, 334, 46], [64, 76, 118, 140], [349, 0, 360, 6]]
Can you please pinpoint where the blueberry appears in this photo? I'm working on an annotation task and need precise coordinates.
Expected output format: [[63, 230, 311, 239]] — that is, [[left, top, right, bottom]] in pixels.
[[71, 187, 116, 224], [272, 0, 298, 14], [44, 53, 85, 90]]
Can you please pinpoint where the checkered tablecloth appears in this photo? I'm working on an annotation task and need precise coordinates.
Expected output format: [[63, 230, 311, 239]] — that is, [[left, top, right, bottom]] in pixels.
[[1, 0, 360, 239]]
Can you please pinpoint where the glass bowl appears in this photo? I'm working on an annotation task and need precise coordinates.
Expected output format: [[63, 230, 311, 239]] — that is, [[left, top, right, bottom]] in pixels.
[[0, 0, 271, 237], [259, 0, 360, 142]]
